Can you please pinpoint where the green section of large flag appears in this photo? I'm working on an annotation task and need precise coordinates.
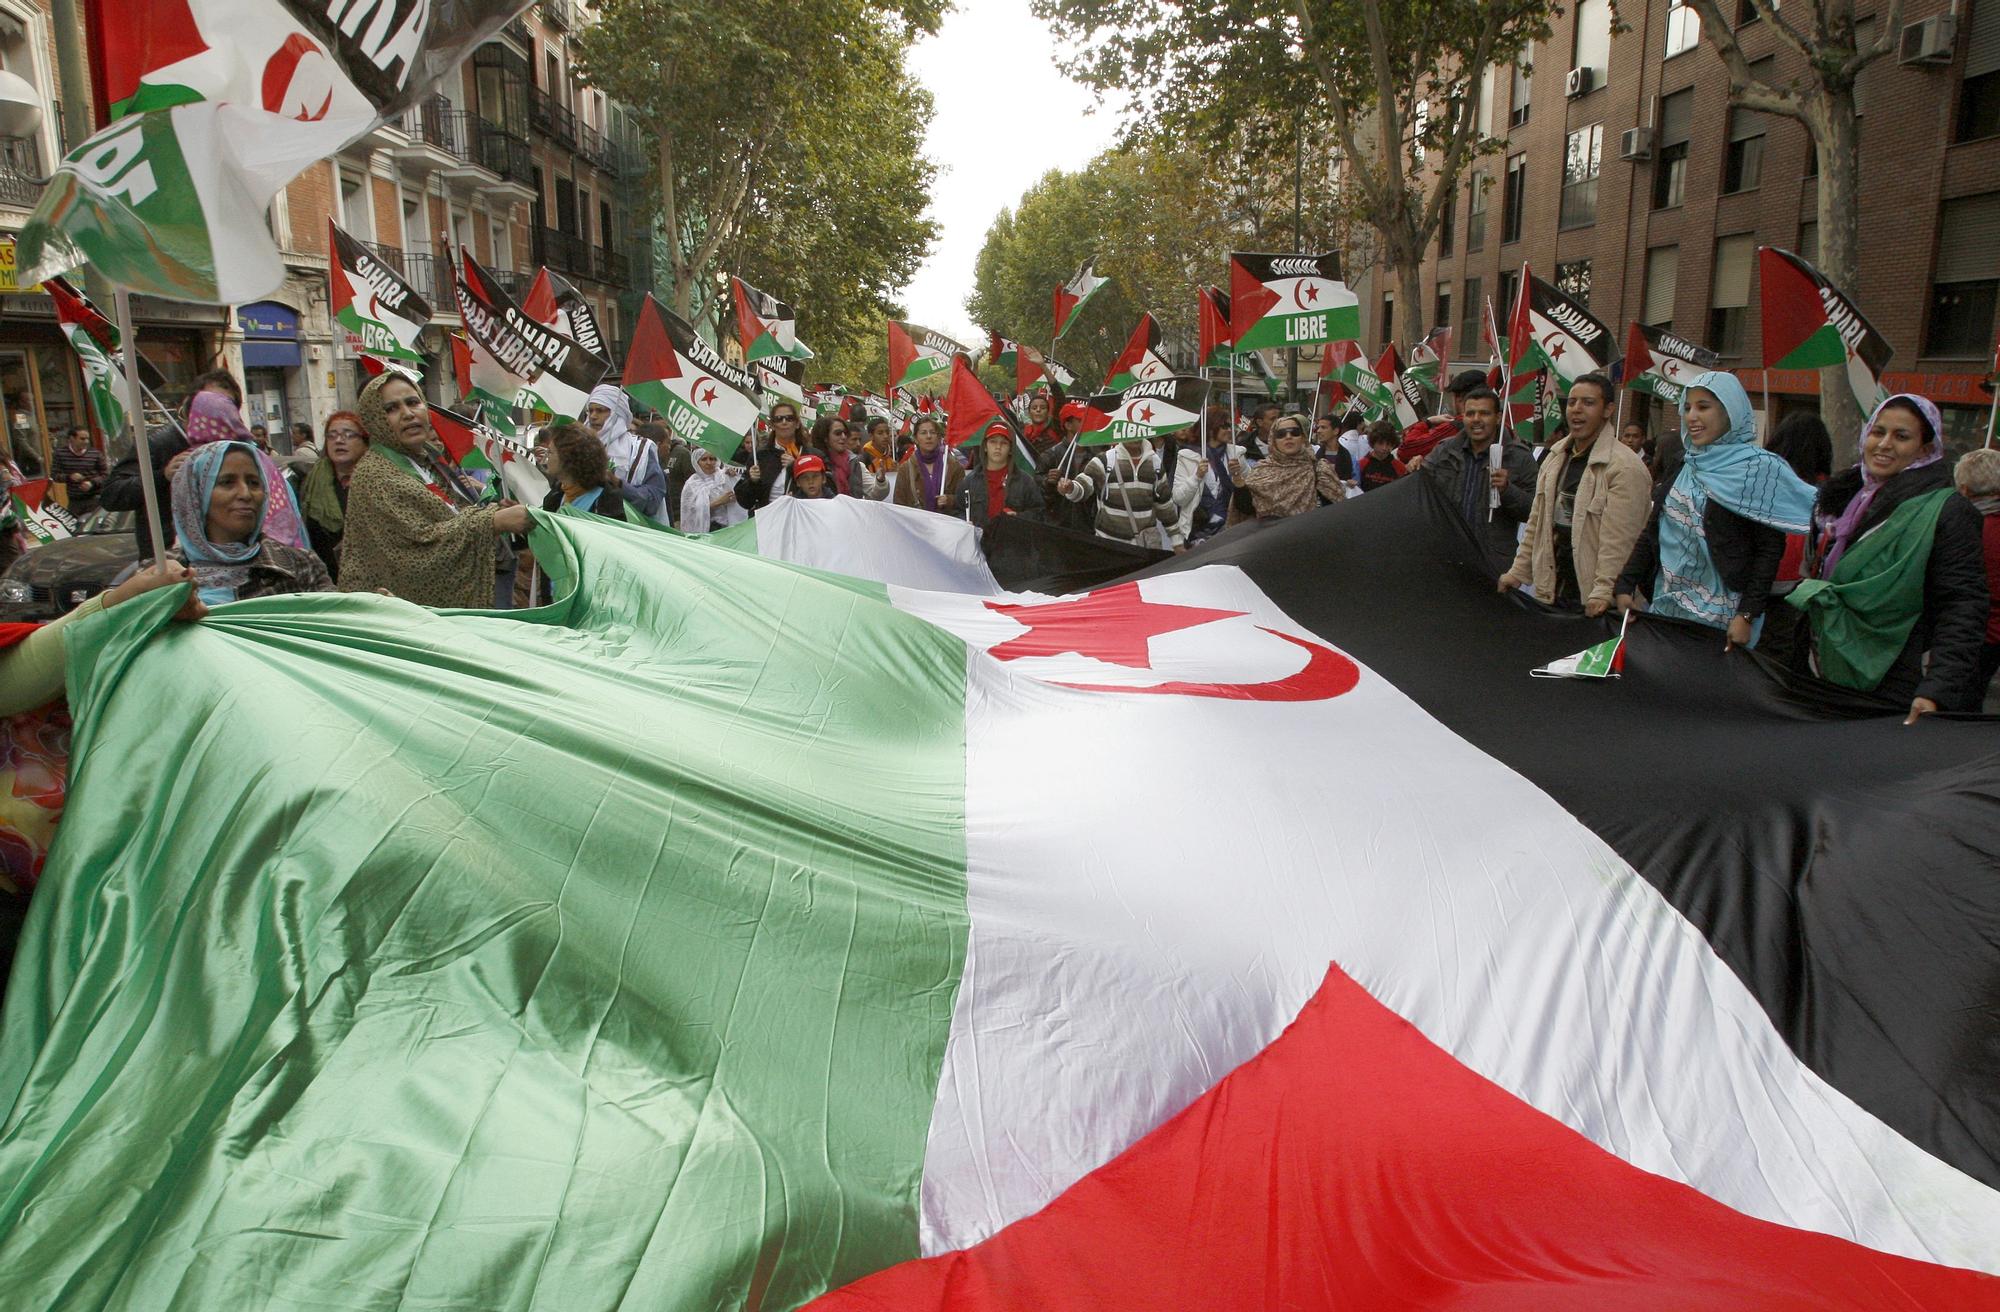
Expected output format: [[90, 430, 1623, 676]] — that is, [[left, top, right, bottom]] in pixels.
[[0, 513, 973, 1311]]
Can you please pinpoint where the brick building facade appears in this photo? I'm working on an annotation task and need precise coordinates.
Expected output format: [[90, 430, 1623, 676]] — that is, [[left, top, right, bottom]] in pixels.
[[1373, 0, 2000, 453]]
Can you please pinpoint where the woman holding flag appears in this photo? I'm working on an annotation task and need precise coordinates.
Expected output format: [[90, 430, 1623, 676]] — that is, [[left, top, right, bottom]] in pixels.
[[338, 374, 531, 608]]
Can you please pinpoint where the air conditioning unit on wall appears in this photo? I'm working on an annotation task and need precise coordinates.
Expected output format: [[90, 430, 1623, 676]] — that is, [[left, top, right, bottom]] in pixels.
[[1565, 67, 1596, 98], [1899, 15, 1957, 64], [1618, 127, 1653, 160]]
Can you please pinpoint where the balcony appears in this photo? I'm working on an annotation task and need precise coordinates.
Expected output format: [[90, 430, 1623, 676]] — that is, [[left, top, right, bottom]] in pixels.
[[501, 14, 531, 46], [540, 0, 577, 30], [533, 224, 591, 276], [469, 117, 537, 200], [393, 95, 468, 174], [527, 84, 576, 150], [359, 242, 449, 310], [0, 136, 44, 210], [576, 121, 619, 175]]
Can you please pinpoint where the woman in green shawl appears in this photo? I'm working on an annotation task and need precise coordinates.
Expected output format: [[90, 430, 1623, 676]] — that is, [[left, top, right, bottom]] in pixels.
[[338, 374, 531, 608], [299, 410, 367, 582]]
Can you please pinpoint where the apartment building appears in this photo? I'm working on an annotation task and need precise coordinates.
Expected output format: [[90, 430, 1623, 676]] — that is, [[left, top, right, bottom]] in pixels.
[[1374, 0, 2000, 448]]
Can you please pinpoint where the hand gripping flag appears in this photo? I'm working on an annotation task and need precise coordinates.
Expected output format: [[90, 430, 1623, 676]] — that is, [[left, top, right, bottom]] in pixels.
[[44, 276, 127, 439], [18, 0, 524, 303], [1758, 246, 1892, 415], [1070, 376, 1211, 447], [1228, 251, 1359, 351], [523, 268, 606, 364], [1101, 313, 1173, 392], [1621, 322, 1720, 406], [889, 321, 974, 392], [1197, 285, 1236, 370], [329, 220, 431, 367], [731, 275, 813, 365], [1052, 257, 1107, 341], [453, 251, 610, 422], [625, 294, 763, 459]]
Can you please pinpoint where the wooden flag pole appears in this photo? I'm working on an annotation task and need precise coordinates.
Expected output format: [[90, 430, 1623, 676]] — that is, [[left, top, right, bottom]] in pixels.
[[112, 285, 170, 565], [1985, 387, 1998, 450]]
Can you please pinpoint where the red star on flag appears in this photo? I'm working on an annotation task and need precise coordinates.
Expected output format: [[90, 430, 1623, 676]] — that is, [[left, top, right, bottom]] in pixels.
[[983, 582, 1246, 669], [699, 384, 718, 406], [1303, 283, 1321, 304], [1137, 404, 1155, 423], [1544, 336, 1568, 360]]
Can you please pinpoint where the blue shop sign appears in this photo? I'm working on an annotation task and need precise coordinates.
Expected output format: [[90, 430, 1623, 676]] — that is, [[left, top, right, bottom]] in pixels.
[[238, 300, 301, 368]]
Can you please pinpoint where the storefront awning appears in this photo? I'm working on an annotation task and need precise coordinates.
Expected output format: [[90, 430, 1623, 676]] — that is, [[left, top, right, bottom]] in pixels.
[[237, 300, 300, 370]]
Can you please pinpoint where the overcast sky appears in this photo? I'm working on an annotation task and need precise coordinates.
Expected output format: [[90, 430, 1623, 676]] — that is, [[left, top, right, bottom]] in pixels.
[[899, 1, 1122, 342]]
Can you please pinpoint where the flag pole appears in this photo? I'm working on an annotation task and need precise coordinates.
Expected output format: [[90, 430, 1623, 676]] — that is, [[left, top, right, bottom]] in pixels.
[[112, 286, 171, 565], [1986, 387, 1998, 450]]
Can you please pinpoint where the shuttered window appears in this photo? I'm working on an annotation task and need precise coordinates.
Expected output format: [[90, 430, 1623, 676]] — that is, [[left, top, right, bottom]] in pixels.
[[1708, 234, 1755, 357], [1927, 193, 2000, 357], [1935, 192, 2000, 283], [1643, 246, 1679, 327], [1961, 1, 2000, 140]]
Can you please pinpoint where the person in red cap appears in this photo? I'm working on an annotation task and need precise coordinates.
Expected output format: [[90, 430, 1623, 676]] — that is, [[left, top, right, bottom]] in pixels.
[[787, 452, 835, 499]]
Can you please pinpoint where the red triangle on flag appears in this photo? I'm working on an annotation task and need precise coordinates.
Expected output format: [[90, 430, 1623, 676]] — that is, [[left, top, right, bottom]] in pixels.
[[888, 320, 919, 393], [945, 355, 1005, 446], [522, 269, 559, 326], [427, 407, 477, 465], [622, 296, 684, 389], [449, 331, 472, 400], [11, 478, 48, 512], [730, 276, 768, 359], [1228, 257, 1281, 343]]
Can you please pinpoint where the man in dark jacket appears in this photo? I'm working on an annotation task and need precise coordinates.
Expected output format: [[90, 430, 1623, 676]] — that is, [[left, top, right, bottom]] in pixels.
[[101, 368, 242, 560], [1415, 387, 1537, 571]]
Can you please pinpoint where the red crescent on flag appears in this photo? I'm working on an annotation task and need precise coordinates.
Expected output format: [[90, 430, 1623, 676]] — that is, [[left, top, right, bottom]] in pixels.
[[262, 34, 334, 121], [1054, 628, 1359, 702], [1293, 281, 1322, 310], [690, 375, 720, 407]]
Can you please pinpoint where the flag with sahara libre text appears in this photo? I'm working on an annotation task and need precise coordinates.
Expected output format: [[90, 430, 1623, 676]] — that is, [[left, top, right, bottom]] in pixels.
[[888, 321, 973, 392], [16, 0, 523, 303], [1228, 251, 1358, 351], [625, 294, 763, 459], [1102, 313, 1173, 391], [45, 276, 127, 439], [1070, 375, 1210, 446], [454, 251, 610, 422], [1622, 322, 1719, 404], [330, 219, 431, 366]]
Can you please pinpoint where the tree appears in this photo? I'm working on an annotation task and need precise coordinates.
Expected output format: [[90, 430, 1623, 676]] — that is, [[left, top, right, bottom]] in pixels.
[[1681, 0, 1900, 437], [575, 0, 944, 325], [1035, 0, 1556, 341]]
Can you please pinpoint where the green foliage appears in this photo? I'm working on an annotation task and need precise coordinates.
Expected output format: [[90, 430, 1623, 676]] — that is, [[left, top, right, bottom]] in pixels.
[[575, 0, 943, 368], [967, 135, 1344, 386]]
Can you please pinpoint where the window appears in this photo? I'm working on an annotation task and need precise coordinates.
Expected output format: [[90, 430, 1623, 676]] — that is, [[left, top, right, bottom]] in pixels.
[[1438, 183, 1456, 254], [1561, 124, 1603, 228], [1380, 292, 1395, 346], [1434, 285, 1453, 342], [1653, 89, 1692, 210], [1573, 0, 1612, 80], [336, 161, 373, 242], [1798, 220, 1818, 264], [1460, 275, 1483, 351], [1736, 0, 1762, 24], [1960, 0, 2000, 141], [1502, 152, 1528, 244], [578, 186, 592, 242], [1723, 64, 1771, 194], [1467, 168, 1490, 252], [1556, 260, 1593, 308], [401, 189, 423, 248], [0, 10, 54, 167], [1709, 234, 1756, 357], [1497, 269, 1521, 331], [599, 198, 615, 252], [1476, 65, 1497, 138], [1510, 50, 1533, 127], [1925, 193, 2000, 357], [490, 218, 509, 268], [1666, 0, 1701, 57], [1643, 246, 1679, 326], [1803, 126, 1818, 177]]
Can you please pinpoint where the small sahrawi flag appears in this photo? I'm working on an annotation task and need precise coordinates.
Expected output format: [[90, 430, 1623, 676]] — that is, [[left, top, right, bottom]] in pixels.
[[1323, 340, 1394, 422], [754, 364, 806, 410], [888, 321, 973, 392], [1522, 273, 1617, 391], [1532, 613, 1631, 679], [44, 276, 126, 439], [625, 294, 762, 459], [1378, 344, 1424, 429], [1758, 246, 1892, 416], [1102, 313, 1174, 391], [731, 275, 812, 364], [1408, 326, 1453, 391], [7, 477, 78, 544], [1621, 322, 1719, 405], [18, 0, 524, 302], [1228, 251, 1358, 351], [1052, 258, 1108, 341], [524, 268, 606, 363], [428, 404, 549, 507], [1197, 285, 1235, 370], [329, 220, 430, 366], [1072, 376, 1211, 446], [454, 251, 609, 421]]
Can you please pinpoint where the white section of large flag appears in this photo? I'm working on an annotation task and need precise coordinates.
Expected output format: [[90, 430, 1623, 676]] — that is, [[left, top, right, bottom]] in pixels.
[[894, 569, 2000, 1272], [752, 498, 1001, 595]]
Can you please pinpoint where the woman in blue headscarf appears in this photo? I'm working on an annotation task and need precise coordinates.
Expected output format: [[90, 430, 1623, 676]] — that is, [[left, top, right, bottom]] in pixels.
[[1785, 392, 1990, 721], [1615, 372, 1817, 649], [169, 441, 335, 606]]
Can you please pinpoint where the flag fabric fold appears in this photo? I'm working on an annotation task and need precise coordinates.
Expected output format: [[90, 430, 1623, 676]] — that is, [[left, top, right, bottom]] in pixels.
[[1101, 313, 1172, 391], [45, 276, 128, 439]]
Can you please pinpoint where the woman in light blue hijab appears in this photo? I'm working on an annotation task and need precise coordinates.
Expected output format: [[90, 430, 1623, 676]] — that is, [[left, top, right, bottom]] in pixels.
[[1614, 372, 1817, 648]]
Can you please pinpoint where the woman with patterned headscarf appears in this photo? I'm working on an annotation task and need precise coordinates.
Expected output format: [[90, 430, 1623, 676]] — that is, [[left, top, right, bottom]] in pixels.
[[183, 391, 310, 553], [168, 441, 333, 604], [1615, 372, 1817, 651], [338, 373, 530, 608], [1785, 392, 1990, 721]]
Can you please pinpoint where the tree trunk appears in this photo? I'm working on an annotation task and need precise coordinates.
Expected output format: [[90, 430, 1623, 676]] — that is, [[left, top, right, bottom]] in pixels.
[[1396, 248, 1426, 343], [1813, 89, 1865, 461]]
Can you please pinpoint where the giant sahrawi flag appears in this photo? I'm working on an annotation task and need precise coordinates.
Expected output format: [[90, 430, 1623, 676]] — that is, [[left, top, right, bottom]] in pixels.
[[1, 486, 1997, 1309], [329, 219, 431, 366], [1228, 251, 1359, 351], [624, 294, 762, 458], [454, 251, 608, 421], [17, 0, 524, 302]]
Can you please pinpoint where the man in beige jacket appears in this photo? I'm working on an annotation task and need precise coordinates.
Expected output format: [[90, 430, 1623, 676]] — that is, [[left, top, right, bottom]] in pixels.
[[1499, 373, 1651, 616]]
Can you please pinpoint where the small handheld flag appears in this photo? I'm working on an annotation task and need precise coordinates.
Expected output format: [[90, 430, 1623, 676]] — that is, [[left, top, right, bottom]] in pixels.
[[1228, 252, 1358, 351], [1053, 259, 1108, 341], [1757, 247, 1891, 416]]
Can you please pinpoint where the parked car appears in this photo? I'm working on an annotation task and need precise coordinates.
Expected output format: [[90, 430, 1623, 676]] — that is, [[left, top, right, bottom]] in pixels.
[[0, 509, 143, 621]]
